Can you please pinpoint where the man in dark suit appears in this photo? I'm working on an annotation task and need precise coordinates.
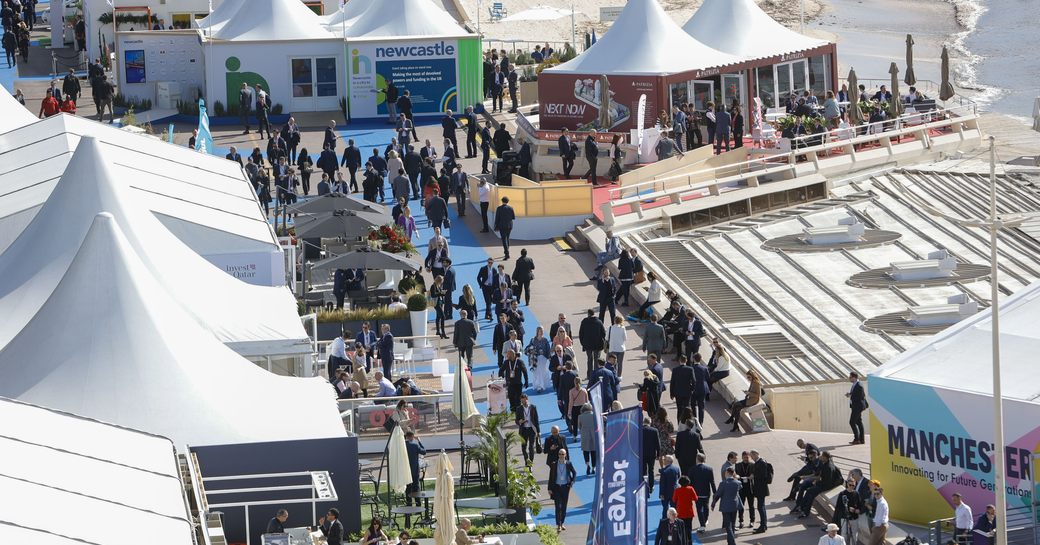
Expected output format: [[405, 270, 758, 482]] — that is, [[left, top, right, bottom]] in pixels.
[[427, 191, 449, 230], [476, 257, 498, 320], [493, 196, 516, 260], [515, 394, 541, 465], [441, 109, 460, 158], [317, 508, 343, 545], [549, 314, 572, 341], [669, 356, 695, 416], [225, 145, 243, 166], [397, 90, 418, 140], [691, 354, 710, 424], [424, 242, 449, 278], [583, 134, 599, 184], [659, 456, 681, 510], [323, 120, 338, 151], [542, 425, 569, 468], [356, 322, 377, 371], [463, 106, 479, 158], [674, 427, 703, 477], [691, 453, 717, 531], [340, 138, 362, 192], [558, 128, 574, 178], [501, 349, 528, 413], [642, 416, 661, 493], [589, 359, 619, 408], [479, 121, 493, 174], [442, 258, 457, 319], [872, 85, 892, 102], [453, 310, 478, 366], [511, 249, 535, 305], [578, 309, 606, 381], [266, 509, 288, 534], [712, 468, 743, 545], [847, 372, 867, 444], [451, 165, 468, 216], [749, 450, 770, 533], [317, 145, 338, 180], [491, 314, 515, 369], [404, 431, 427, 503], [377, 324, 395, 379], [683, 310, 704, 361], [402, 145, 422, 199]]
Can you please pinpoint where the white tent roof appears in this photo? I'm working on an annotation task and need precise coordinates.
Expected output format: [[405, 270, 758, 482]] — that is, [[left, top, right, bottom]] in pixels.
[[0, 86, 36, 129], [0, 211, 346, 447], [0, 136, 309, 357], [322, 0, 376, 30], [211, 0, 336, 41], [196, 0, 246, 32], [682, 0, 829, 61], [345, 0, 470, 39], [0, 397, 193, 545], [546, 0, 741, 76], [872, 281, 1040, 403]]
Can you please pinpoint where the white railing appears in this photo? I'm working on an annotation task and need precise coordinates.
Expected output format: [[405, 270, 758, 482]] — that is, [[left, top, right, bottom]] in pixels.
[[838, 78, 978, 112]]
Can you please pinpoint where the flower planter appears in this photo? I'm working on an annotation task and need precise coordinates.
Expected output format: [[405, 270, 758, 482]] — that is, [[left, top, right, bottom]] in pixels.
[[409, 310, 429, 346], [518, 81, 539, 107], [504, 507, 528, 525], [316, 319, 412, 341]]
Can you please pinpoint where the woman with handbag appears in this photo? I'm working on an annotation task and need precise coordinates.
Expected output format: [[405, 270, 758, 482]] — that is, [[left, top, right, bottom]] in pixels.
[[526, 326, 552, 392], [457, 284, 478, 322], [296, 147, 314, 195], [567, 378, 588, 436], [615, 249, 635, 306], [608, 134, 623, 182], [430, 275, 448, 338]]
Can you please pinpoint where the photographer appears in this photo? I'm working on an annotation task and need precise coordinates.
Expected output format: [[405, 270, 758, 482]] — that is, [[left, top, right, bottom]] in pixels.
[[832, 479, 865, 537]]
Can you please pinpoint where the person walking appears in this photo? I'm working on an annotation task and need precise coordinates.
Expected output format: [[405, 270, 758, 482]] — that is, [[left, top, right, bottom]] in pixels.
[[672, 106, 687, 152], [577, 403, 597, 473], [869, 488, 888, 545], [502, 349, 529, 414], [493, 196, 515, 260], [238, 83, 252, 134], [659, 456, 681, 511], [749, 449, 771, 534], [712, 467, 743, 545], [732, 106, 744, 149], [451, 165, 468, 216], [847, 371, 868, 444], [2, 28, 15, 68], [464, 106, 479, 157], [453, 309, 478, 366], [526, 327, 551, 392], [490, 65, 505, 112], [381, 78, 398, 123], [515, 394, 540, 465], [577, 309, 605, 381], [479, 120, 493, 174], [323, 120, 339, 151], [430, 275, 449, 339], [714, 106, 732, 155], [672, 476, 698, 545], [691, 354, 710, 424], [507, 65, 519, 113], [690, 453, 716, 533], [642, 416, 661, 494], [255, 85, 272, 139], [567, 378, 588, 436], [548, 449, 577, 532], [590, 359, 619, 408], [341, 139, 362, 192], [396, 90, 418, 140], [558, 128, 575, 178], [606, 316, 627, 378], [595, 268, 619, 323], [62, 69, 81, 104], [615, 249, 635, 306], [656, 508, 690, 545], [669, 355, 694, 418], [583, 134, 598, 184], [512, 249, 535, 305], [441, 109, 460, 158]]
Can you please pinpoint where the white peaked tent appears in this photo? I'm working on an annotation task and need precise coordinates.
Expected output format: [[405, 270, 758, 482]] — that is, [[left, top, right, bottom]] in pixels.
[[196, 0, 247, 32], [0, 397, 194, 545], [0, 137, 309, 359], [546, 0, 740, 75], [344, 0, 469, 38], [322, 0, 377, 31], [0, 212, 346, 448], [0, 86, 36, 130], [681, 0, 829, 60], [212, 0, 335, 41]]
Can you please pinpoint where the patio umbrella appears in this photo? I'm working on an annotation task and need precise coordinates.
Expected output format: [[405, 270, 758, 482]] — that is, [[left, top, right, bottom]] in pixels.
[[311, 248, 422, 273], [598, 75, 611, 129], [452, 361, 479, 425], [293, 209, 386, 238], [432, 452, 457, 545], [904, 34, 917, 86], [939, 45, 956, 102], [388, 425, 412, 494], [847, 68, 864, 125], [889, 62, 904, 116], [288, 193, 388, 215]]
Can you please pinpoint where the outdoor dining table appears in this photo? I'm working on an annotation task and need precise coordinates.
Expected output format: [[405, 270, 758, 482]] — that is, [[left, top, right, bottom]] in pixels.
[[391, 505, 425, 529], [480, 508, 516, 525]]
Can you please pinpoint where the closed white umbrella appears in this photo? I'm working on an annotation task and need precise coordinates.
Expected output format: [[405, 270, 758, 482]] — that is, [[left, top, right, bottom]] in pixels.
[[388, 425, 412, 494], [433, 452, 457, 545], [451, 363, 479, 425]]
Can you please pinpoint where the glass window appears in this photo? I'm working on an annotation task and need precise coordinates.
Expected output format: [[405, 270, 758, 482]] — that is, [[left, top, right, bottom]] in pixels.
[[292, 58, 313, 98], [776, 64, 791, 99], [693, 81, 713, 111], [316, 57, 338, 97], [756, 66, 774, 109], [723, 74, 743, 111], [792, 60, 807, 95], [670, 82, 689, 108], [808, 55, 828, 101]]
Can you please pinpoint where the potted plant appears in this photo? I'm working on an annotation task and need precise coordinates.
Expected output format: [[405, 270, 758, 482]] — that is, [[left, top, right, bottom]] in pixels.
[[407, 291, 429, 345], [518, 66, 539, 107], [315, 306, 409, 340], [505, 463, 541, 524], [468, 413, 519, 495]]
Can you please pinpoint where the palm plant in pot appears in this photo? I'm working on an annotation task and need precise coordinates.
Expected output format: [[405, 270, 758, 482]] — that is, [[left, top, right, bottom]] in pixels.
[[467, 413, 518, 495]]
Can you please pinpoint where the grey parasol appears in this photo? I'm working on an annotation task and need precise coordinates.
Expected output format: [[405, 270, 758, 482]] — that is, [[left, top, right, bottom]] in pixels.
[[288, 193, 389, 215], [598, 75, 611, 129], [889, 62, 904, 116], [293, 209, 387, 238], [311, 247, 422, 273], [848, 67, 864, 125], [904, 34, 917, 87], [939, 45, 956, 102]]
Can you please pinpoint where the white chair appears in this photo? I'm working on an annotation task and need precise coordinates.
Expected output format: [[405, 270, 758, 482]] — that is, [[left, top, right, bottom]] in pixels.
[[489, 2, 507, 21], [752, 125, 777, 147]]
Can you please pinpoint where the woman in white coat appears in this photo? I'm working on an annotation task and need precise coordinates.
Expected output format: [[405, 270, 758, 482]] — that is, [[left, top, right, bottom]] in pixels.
[[525, 326, 552, 392], [606, 315, 628, 378]]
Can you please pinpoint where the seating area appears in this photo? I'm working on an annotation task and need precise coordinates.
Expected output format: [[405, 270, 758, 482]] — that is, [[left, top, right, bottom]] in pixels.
[[488, 2, 507, 20], [888, 249, 957, 281], [907, 294, 979, 326], [803, 216, 865, 245]]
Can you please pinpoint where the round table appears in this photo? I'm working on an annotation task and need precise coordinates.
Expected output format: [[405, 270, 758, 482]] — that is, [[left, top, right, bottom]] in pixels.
[[410, 490, 438, 524], [480, 508, 516, 525], [391, 506, 425, 529]]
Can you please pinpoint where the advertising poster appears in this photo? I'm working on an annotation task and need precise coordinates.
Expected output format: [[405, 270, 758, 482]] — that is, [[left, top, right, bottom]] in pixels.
[[538, 73, 659, 132], [869, 376, 1040, 525], [588, 406, 643, 545], [124, 49, 146, 84], [587, 383, 606, 545], [348, 39, 460, 119]]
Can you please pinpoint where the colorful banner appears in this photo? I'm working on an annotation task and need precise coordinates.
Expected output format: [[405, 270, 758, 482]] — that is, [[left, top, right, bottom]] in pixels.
[[633, 480, 648, 545], [869, 376, 1040, 525], [538, 73, 658, 132], [195, 98, 213, 155], [587, 382, 606, 545], [589, 406, 643, 545], [347, 39, 461, 119]]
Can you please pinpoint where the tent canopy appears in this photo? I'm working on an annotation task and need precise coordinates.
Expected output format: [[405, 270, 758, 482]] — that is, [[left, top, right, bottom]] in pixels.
[[321, 0, 377, 30], [0, 212, 346, 448], [0, 137, 309, 358], [872, 280, 1040, 403], [545, 0, 741, 76], [345, 0, 471, 39], [681, 0, 829, 61], [196, 0, 246, 32], [211, 0, 336, 41], [0, 86, 37, 130], [0, 397, 194, 545]]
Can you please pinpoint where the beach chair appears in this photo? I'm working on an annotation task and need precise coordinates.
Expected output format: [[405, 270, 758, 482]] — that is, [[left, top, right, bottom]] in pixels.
[[489, 2, 507, 21]]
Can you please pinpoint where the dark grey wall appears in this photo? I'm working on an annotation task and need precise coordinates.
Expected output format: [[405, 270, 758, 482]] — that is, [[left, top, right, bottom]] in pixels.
[[192, 436, 360, 544]]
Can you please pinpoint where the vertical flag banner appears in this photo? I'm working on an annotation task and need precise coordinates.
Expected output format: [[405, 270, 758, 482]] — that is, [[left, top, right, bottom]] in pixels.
[[195, 98, 213, 154], [589, 406, 643, 545], [633, 480, 648, 545], [636, 93, 647, 157], [587, 382, 606, 545], [167, 123, 175, 144]]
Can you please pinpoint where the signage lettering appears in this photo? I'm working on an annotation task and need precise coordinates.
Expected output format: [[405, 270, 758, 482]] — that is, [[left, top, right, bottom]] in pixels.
[[375, 41, 455, 58], [544, 103, 586, 116], [887, 425, 1034, 479]]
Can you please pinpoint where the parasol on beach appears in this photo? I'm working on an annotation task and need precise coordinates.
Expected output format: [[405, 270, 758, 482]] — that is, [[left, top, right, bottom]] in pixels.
[[847, 68, 864, 125], [889, 63, 904, 116], [939, 45, 956, 102], [904, 34, 917, 87], [432, 452, 457, 545], [599, 75, 611, 130]]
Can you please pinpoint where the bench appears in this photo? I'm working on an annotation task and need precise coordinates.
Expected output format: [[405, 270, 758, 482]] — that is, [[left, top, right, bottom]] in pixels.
[[803, 218, 865, 245], [908, 294, 978, 326]]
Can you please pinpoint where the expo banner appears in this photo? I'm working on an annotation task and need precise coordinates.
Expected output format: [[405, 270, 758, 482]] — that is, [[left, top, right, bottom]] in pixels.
[[203, 250, 286, 287], [588, 382, 607, 544], [588, 406, 643, 545], [538, 73, 659, 132], [869, 376, 1040, 525], [348, 39, 460, 119]]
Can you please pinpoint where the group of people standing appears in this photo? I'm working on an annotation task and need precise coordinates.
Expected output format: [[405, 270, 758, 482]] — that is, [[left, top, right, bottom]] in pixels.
[[660, 101, 745, 157], [1, 0, 33, 66]]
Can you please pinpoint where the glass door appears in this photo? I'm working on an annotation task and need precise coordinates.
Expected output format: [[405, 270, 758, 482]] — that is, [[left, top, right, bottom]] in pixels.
[[721, 74, 744, 112], [291, 58, 315, 111], [775, 60, 809, 108], [670, 82, 690, 109], [692, 80, 714, 112], [291, 57, 339, 111]]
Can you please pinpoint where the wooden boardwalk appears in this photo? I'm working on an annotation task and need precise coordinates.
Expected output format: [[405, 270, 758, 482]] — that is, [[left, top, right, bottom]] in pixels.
[[978, 112, 1040, 164]]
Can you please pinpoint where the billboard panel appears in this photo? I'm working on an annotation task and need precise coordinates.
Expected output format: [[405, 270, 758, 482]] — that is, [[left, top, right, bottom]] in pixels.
[[537, 72, 659, 132], [348, 39, 460, 119], [869, 376, 1040, 524]]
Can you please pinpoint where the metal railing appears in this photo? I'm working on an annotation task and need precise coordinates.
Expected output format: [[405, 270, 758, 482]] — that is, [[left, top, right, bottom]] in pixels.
[[338, 392, 462, 437], [838, 78, 978, 111]]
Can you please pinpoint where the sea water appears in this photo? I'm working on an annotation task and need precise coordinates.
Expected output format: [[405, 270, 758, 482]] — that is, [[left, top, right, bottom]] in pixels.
[[951, 0, 1040, 120]]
